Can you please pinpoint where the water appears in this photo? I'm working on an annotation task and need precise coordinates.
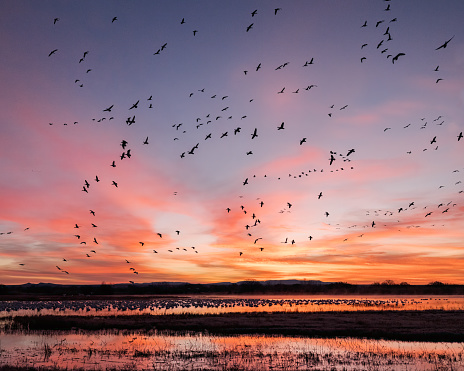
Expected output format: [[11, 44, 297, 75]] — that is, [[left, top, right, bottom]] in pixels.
[[1, 295, 463, 317], [1, 331, 463, 370]]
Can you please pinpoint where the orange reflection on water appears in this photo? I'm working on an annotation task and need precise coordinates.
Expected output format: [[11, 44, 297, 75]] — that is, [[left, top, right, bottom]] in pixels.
[[0, 331, 462, 370]]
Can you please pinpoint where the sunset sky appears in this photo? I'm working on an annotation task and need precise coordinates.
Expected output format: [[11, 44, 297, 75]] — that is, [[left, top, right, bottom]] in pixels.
[[1, 1, 463, 285]]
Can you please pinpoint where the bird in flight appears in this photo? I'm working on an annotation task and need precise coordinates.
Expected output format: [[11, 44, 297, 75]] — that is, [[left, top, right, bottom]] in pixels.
[[392, 53, 405, 63], [112, 17, 117, 23], [48, 49, 58, 57], [458, 132, 462, 141], [277, 122, 285, 130], [53, 18, 59, 24], [129, 100, 139, 110], [251, 128, 258, 139], [246, 23, 253, 32], [274, 8, 281, 15], [329, 154, 336, 165], [435, 35, 454, 50], [299, 138, 306, 145]]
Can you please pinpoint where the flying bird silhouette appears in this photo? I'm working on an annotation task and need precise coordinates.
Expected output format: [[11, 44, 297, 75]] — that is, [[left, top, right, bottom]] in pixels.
[[392, 52, 405, 63], [435, 35, 454, 50]]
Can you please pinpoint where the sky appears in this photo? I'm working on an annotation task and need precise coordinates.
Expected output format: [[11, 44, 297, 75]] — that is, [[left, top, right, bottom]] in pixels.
[[1, 0, 463, 285]]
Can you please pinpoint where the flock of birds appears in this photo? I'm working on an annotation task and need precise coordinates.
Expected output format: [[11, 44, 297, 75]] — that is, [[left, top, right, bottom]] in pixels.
[[2, 1, 462, 284], [0, 297, 451, 316]]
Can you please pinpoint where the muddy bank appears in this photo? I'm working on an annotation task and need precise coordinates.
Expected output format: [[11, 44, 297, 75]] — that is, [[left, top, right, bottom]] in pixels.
[[10, 310, 464, 342]]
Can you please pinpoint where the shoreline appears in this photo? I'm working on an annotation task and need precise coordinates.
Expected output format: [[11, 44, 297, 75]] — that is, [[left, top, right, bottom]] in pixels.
[[8, 310, 464, 342]]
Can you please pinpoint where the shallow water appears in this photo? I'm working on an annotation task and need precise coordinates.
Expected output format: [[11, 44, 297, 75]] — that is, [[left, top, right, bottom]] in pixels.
[[0, 330, 463, 370], [1, 295, 463, 318]]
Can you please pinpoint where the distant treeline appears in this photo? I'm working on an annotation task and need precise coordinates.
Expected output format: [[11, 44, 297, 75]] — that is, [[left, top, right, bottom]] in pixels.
[[1, 281, 463, 298]]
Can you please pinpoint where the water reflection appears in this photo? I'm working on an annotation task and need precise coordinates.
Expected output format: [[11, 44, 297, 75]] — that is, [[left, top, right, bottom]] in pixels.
[[0, 330, 462, 370], [1, 295, 463, 318]]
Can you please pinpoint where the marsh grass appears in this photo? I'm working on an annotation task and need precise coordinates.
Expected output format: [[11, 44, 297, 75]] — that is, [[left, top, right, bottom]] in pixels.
[[1, 333, 463, 371]]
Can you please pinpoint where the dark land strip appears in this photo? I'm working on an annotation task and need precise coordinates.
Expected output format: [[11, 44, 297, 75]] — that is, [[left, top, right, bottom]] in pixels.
[[9, 310, 464, 342]]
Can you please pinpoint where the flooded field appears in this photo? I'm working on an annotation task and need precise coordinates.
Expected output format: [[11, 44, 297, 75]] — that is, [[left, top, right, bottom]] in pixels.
[[1, 295, 463, 317], [1, 330, 463, 370], [2, 296, 463, 370]]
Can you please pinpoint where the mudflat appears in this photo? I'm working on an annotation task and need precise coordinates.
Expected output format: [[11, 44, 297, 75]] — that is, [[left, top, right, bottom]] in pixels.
[[11, 310, 464, 342]]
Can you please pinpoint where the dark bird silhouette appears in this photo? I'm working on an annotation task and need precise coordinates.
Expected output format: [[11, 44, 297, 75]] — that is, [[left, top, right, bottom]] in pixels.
[[157, 233, 162, 238], [435, 35, 454, 50], [112, 17, 117, 23], [430, 136, 437, 144], [392, 53, 406, 64], [346, 149, 355, 156], [436, 78, 443, 83], [90, 210, 95, 216], [277, 122, 285, 130], [318, 192, 323, 199], [299, 138, 307, 145], [161, 43, 167, 50], [277, 87, 285, 94], [251, 128, 258, 139], [143, 137, 149, 145], [243, 178, 249, 185], [329, 154, 335, 165], [129, 100, 139, 110], [48, 49, 58, 57], [53, 18, 59, 24], [457, 132, 462, 141], [361, 21, 367, 27], [256, 63, 261, 71], [251, 9, 257, 17], [274, 8, 281, 15], [361, 57, 366, 63], [112, 181, 118, 187], [434, 65, 439, 71], [376, 20, 384, 27], [193, 30, 198, 36], [246, 23, 253, 32], [103, 105, 114, 112], [180, 18, 185, 24]]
